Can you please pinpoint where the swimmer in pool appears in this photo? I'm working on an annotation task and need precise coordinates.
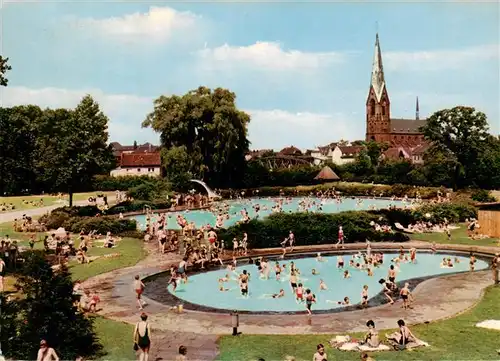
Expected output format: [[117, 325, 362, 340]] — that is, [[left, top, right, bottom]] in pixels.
[[218, 280, 229, 292], [311, 268, 319, 275], [343, 270, 351, 279], [367, 268, 373, 277], [316, 252, 326, 262], [272, 289, 285, 298], [361, 285, 369, 307], [319, 279, 327, 290]]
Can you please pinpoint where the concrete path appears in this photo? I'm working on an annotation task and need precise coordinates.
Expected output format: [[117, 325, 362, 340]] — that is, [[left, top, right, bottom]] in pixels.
[[0, 196, 116, 223], [82, 241, 499, 361]]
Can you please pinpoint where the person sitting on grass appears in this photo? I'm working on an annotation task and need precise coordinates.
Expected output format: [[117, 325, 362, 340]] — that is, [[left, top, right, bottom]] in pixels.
[[362, 320, 380, 348], [385, 319, 417, 350]]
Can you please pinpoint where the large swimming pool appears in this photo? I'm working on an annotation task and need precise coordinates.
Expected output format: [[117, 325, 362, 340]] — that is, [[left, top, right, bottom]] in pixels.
[[131, 197, 405, 230], [149, 252, 488, 312]]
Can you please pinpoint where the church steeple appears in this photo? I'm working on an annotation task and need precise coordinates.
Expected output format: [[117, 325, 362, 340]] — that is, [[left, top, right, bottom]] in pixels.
[[370, 33, 386, 102], [416, 96, 420, 120]]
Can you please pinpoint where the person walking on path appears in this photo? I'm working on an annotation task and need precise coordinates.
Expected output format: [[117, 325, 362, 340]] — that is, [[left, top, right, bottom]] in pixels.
[[133, 313, 151, 361]]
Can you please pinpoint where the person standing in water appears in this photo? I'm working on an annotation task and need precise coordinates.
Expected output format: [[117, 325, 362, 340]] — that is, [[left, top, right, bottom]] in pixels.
[[133, 313, 151, 361], [239, 270, 249, 297]]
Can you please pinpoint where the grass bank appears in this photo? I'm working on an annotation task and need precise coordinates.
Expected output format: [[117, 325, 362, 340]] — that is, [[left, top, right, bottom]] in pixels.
[[0, 191, 115, 212], [217, 286, 500, 360], [411, 224, 498, 247]]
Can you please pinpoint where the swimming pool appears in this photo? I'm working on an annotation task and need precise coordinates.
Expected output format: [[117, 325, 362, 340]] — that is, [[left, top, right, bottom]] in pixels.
[[146, 252, 488, 313], [131, 197, 404, 230]]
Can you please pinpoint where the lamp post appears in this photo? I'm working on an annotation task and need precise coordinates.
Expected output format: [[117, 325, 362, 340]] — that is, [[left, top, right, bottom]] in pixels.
[[231, 310, 239, 336]]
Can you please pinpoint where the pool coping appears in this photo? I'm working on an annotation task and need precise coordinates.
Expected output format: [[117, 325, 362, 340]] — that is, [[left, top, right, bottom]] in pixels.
[[142, 247, 493, 315]]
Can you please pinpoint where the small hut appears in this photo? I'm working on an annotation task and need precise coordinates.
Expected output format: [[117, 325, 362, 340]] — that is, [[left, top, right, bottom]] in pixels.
[[314, 166, 340, 182], [477, 202, 500, 237]]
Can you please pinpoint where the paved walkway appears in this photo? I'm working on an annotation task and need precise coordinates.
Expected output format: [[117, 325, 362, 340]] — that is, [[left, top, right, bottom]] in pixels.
[[0, 196, 116, 223], [82, 241, 499, 361]]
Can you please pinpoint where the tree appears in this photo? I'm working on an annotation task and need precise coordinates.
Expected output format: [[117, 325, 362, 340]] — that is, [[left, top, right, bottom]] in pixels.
[[420, 106, 489, 189], [7, 252, 101, 360], [161, 146, 193, 189], [365, 141, 389, 167], [35, 96, 115, 205], [142, 86, 250, 188], [0, 55, 12, 86], [0, 105, 43, 195]]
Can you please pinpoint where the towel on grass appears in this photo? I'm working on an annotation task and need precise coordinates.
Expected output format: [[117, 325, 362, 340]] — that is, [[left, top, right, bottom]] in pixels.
[[476, 320, 500, 331]]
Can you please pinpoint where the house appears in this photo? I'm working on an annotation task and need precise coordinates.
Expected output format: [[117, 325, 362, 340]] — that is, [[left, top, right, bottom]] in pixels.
[[278, 146, 303, 157], [111, 142, 160, 163], [110, 152, 161, 177], [381, 147, 412, 162], [245, 149, 273, 161], [410, 143, 430, 164], [331, 145, 364, 165]]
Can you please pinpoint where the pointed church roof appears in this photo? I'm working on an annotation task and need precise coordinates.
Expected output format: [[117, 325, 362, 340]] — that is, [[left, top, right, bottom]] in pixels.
[[370, 33, 386, 102], [314, 166, 340, 181]]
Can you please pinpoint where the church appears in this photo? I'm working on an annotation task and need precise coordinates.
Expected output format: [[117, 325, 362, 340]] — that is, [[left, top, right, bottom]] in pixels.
[[365, 33, 426, 147]]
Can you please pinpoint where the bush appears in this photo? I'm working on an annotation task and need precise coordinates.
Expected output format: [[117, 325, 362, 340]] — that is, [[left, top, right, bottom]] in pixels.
[[411, 203, 477, 224], [217, 211, 409, 249], [471, 189, 496, 203], [6, 251, 102, 360], [92, 175, 171, 192], [218, 182, 446, 200], [51, 205, 100, 217], [107, 200, 172, 215], [62, 216, 137, 235]]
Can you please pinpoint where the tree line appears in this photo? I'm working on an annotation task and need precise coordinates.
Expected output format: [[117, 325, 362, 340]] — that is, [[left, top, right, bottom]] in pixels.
[[0, 96, 115, 205]]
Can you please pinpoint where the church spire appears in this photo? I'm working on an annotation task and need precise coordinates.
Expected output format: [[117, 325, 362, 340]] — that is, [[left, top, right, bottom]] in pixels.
[[370, 32, 386, 102], [416, 96, 420, 120]]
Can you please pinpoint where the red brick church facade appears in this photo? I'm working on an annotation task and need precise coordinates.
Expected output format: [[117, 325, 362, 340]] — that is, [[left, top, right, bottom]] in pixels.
[[365, 34, 426, 147]]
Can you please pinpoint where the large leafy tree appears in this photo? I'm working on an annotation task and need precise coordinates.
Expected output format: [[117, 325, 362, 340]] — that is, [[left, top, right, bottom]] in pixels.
[[35, 95, 114, 205], [0, 55, 12, 86], [420, 106, 489, 189], [142, 86, 250, 188], [6, 251, 101, 360], [0, 105, 43, 195]]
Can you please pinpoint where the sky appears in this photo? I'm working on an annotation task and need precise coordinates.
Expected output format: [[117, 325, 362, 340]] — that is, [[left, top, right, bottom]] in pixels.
[[1, 0, 499, 150]]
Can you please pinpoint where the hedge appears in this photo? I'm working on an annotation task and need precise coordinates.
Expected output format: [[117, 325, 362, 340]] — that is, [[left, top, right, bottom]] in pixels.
[[217, 212, 410, 249], [218, 182, 448, 200], [92, 175, 170, 191], [107, 200, 172, 215], [40, 212, 137, 235]]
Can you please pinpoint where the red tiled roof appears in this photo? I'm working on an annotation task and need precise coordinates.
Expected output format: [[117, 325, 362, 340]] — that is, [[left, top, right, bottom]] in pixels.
[[383, 147, 411, 160], [338, 146, 364, 156], [120, 152, 161, 167], [279, 146, 302, 156], [411, 143, 430, 156]]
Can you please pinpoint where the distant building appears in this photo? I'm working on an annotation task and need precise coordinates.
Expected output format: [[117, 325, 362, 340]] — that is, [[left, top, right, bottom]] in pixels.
[[331, 145, 364, 165], [365, 33, 426, 147], [110, 142, 161, 177], [110, 152, 162, 177], [278, 146, 303, 157]]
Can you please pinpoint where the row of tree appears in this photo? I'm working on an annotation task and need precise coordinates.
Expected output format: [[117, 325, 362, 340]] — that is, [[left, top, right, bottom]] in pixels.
[[339, 106, 500, 190], [0, 97, 115, 204]]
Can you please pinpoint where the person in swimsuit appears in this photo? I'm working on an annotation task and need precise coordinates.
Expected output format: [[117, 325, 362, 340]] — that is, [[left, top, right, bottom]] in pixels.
[[178, 258, 188, 283], [313, 343, 327, 361], [133, 313, 151, 361], [290, 271, 298, 292], [386, 319, 416, 349], [319, 279, 327, 290], [343, 270, 350, 279], [335, 225, 344, 248], [337, 255, 344, 269], [361, 285, 369, 307], [379, 278, 395, 304], [36, 340, 59, 361], [0, 257, 5, 292], [274, 262, 282, 281], [239, 270, 249, 297], [400, 282, 413, 309], [272, 289, 285, 298], [134, 275, 146, 310], [295, 283, 304, 302], [388, 265, 396, 283], [305, 289, 316, 315], [363, 320, 380, 348]]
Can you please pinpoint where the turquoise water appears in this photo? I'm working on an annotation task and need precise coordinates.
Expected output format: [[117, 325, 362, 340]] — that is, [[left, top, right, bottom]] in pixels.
[[169, 253, 488, 312], [131, 197, 404, 230]]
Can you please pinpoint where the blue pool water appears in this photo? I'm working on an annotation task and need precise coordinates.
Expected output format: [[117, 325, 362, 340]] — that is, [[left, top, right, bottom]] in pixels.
[[168, 253, 488, 312], [131, 197, 404, 230]]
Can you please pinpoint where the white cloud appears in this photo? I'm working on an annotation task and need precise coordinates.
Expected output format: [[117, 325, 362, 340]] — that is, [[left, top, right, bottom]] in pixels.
[[0, 86, 158, 144], [385, 44, 499, 71], [198, 42, 347, 71], [247, 109, 360, 150], [77, 6, 200, 43]]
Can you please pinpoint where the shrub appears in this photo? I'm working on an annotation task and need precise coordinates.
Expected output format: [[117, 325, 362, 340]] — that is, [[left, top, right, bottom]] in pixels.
[[51, 205, 100, 217], [411, 203, 477, 224], [40, 211, 71, 230], [6, 251, 102, 360], [92, 175, 168, 191], [62, 216, 137, 235], [217, 211, 409, 249], [471, 189, 496, 203], [107, 200, 172, 215], [218, 182, 446, 200]]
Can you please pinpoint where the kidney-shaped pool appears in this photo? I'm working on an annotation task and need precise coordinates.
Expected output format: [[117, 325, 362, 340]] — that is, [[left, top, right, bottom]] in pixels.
[[144, 252, 489, 313]]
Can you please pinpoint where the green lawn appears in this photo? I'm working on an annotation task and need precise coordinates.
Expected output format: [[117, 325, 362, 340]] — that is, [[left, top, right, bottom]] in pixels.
[[94, 317, 135, 360], [217, 286, 500, 361], [69, 237, 146, 281], [0, 191, 115, 212], [410, 224, 499, 247]]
